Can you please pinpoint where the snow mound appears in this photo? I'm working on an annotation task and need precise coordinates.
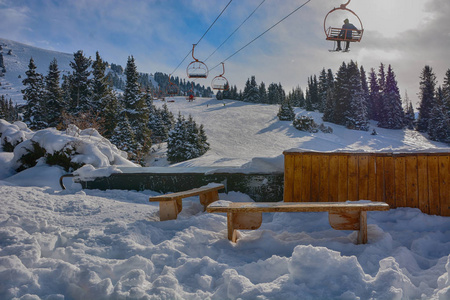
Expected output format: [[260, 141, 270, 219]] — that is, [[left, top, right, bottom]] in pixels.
[[6, 122, 137, 172], [0, 120, 34, 149]]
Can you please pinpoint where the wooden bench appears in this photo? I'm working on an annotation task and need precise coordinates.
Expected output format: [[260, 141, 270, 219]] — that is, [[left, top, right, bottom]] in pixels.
[[149, 183, 225, 221], [207, 201, 390, 244]]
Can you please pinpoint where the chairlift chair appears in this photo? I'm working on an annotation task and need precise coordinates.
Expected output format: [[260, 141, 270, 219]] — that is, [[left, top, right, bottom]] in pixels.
[[187, 44, 209, 79], [324, 0, 364, 49], [211, 63, 229, 91]]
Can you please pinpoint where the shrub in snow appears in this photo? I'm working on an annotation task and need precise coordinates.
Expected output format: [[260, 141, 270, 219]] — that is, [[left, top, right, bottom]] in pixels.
[[12, 124, 134, 172], [293, 115, 318, 133], [0, 119, 34, 152], [318, 123, 333, 133]]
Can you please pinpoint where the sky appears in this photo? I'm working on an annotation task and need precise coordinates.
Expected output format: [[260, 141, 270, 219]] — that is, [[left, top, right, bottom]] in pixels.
[[1, 0, 450, 107]]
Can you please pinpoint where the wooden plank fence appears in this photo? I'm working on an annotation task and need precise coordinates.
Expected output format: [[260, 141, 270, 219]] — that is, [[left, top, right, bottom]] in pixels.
[[283, 150, 450, 216]]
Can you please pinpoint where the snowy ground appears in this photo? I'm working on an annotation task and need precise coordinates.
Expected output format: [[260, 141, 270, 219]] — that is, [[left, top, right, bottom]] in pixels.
[[0, 98, 449, 299]]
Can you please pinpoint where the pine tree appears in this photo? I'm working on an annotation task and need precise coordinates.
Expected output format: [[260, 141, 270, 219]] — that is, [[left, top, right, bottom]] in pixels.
[[416, 65, 436, 132], [368, 68, 382, 121], [159, 103, 175, 132], [122, 55, 151, 160], [91, 51, 109, 112], [360, 66, 370, 115], [346, 61, 368, 130], [68, 50, 92, 114], [428, 87, 450, 143], [243, 76, 260, 103], [111, 114, 136, 155], [22, 57, 46, 129], [442, 69, 450, 122], [309, 75, 320, 110], [378, 65, 404, 129], [322, 87, 335, 122], [277, 98, 295, 121], [259, 82, 268, 104], [318, 69, 329, 113], [45, 58, 63, 127], [403, 91, 415, 129], [167, 113, 209, 163], [332, 62, 351, 125], [92, 53, 120, 138]]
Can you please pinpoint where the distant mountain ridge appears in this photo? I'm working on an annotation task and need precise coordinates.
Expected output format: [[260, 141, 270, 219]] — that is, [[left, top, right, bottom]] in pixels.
[[0, 37, 158, 105]]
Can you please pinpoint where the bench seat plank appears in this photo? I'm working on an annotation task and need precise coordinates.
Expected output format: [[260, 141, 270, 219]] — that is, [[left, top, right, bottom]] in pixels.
[[149, 183, 224, 202], [207, 201, 389, 213], [150, 183, 225, 221], [207, 201, 389, 244]]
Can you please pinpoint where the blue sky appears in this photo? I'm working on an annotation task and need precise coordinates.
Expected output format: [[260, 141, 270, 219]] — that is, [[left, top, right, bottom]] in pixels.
[[2, 0, 449, 105]]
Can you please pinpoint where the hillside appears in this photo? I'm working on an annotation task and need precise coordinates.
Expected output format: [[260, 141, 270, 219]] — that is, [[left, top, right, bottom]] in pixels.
[[149, 96, 449, 169], [0, 37, 158, 105]]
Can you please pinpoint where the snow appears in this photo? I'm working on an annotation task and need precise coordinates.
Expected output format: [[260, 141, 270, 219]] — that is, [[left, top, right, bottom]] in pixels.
[[1, 97, 449, 299], [1, 38, 450, 299]]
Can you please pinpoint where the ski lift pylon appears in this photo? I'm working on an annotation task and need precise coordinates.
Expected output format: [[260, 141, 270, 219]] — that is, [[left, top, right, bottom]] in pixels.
[[186, 44, 209, 79], [211, 62, 229, 91], [324, 0, 364, 44]]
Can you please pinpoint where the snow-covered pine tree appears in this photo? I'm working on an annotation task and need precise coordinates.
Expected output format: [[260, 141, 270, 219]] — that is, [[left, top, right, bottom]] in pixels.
[[22, 57, 46, 129], [111, 114, 136, 155], [68, 50, 92, 114], [167, 113, 187, 163], [318, 69, 328, 113], [277, 98, 295, 121], [259, 82, 268, 104], [123, 56, 152, 161], [378, 63, 386, 93], [91, 52, 119, 138], [360, 66, 370, 114], [309, 75, 320, 110], [197, 124, 210, 155], [378, 65, 404, 129], [403, 91, 415, 130], [428, 87, 450, 143], [167, 113, 209, 163], [215, 91, 223, 100], [159, 103, 175, 133], [416, 65, 437, 132], [45, 58, 63, 127], [442, 69, 450, 123], [148, 109, 167, 143], [332, 62, 350, 125], [368, 68, 382, 121], [322, 87, 335, 122], [346, 61, 369, 130], [91, 52, 109, 113], [243, 76, 260, 103]]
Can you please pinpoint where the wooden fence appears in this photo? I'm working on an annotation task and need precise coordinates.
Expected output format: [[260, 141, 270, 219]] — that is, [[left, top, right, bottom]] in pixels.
[[283, 150, 450, 216]]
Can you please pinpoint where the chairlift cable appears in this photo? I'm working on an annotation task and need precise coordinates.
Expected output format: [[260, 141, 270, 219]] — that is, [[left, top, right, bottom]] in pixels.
[[209, 0, 313, 72], [169, 0, 233, 76], [204, 0, 266, 63]]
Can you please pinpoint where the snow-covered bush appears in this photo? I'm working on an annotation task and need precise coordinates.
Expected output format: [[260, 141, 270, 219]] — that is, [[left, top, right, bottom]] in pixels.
[[12, 124, 136, 172], [319, 123, 333, 133], [0, 119, 33, 152], [293, 115, 318, 133]]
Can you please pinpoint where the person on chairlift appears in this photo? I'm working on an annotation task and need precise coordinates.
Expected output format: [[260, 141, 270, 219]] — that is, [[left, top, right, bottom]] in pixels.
[[336, 18, 360, 51]]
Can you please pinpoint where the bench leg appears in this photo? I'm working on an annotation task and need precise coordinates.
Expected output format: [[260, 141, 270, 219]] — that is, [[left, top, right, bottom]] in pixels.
[[159, 199, 182, 221], [199, 191, 219, 211], [358, 211, 367, 244], [328, 210, 368, 244], [227, 212, 263, 242]]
